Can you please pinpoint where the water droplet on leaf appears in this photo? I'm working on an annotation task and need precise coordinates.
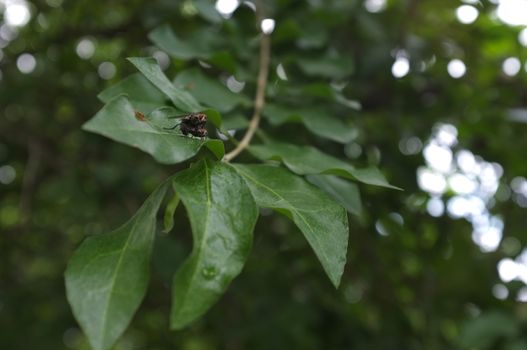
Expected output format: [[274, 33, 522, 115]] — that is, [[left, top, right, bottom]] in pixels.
[[202, 266, 218, 279]]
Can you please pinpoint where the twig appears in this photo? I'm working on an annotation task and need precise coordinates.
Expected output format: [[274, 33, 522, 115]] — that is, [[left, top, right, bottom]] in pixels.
[[223, 17, 271, 162]]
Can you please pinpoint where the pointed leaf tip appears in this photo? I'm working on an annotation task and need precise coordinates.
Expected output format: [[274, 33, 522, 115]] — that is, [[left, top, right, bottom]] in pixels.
[[170, 160, 258, 329], [65, 180, 170, 350], [233, 164, 349, 288]]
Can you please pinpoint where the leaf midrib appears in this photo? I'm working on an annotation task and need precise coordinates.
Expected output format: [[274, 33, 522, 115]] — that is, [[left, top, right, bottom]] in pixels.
[[173, 161, 213, 322], [97, 199, 153, 348], [233, 166, 335, 282]]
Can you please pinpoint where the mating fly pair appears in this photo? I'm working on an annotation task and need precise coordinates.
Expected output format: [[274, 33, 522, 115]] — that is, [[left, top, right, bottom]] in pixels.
[[135, 111, 208, 138]]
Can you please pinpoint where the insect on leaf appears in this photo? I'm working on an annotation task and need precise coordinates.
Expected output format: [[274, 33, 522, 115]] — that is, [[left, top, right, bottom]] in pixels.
[[82, 96, 224, 164]]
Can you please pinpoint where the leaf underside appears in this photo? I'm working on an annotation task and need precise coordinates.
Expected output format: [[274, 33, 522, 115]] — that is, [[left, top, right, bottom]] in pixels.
[[307, 174, 362, 216], [249, 141, 400, 189]]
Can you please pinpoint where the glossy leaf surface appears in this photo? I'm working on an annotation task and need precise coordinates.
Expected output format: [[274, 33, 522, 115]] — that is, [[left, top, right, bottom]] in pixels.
[[97, 73, 166, 113], [127, 57, 202, 112], [249, 141, 399, 189], [83, 96, 224, 163], [65, 181, 170, 350], [263, 104, 355, 143], [170, 160, 258, 329], [148, 25, 216, 60], [307, 174, 362, 216], [232, 164, 349, 288]]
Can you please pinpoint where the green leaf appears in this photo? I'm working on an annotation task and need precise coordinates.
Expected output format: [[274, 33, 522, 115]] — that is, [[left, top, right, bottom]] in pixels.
[[65, 180, 170, 350], [83, 96, 224, 164], [194, 0, 223, 23], [170, 160, 258, 329], [173, 68, 250, 112], [163, 186, 180, 233], [222, 114, 249, 130], [97, 73, 166, 113], [458, 311, 518, 349], [263, 104, 355, 143], [148, 25, 235, 72], [307, 175, 362, 216], [148, 25, 216, 60], [271, 84, 361, 111], [127, 57, 202, 112], [207, 51, 237, 73], [232, 164, 349, 288], [249, 141, 400, 189], [297, 55, 353, 78]]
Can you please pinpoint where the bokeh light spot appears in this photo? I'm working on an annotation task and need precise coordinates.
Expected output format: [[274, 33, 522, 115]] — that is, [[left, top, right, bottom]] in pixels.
[[276, 63, 288, 80], [364, 0, 386, 13], [456, 5, 479, 24], [399, 136, 423, 155], [497, 0, 527, 26], [392, 57, 410, 78], [0, 165, 16, 184], [492, 284, 509, 300], [427, 197, 444, 217], [153, 51, 170, 70], [418, 167, 447, 194], [447, 59, 466, 78], [519, 28, 527, 46], [261, 18, 275, 34], [226, 75, 245, 93], [75, 38, 95, 60], [98, 62, 116, 80], [16, 53, 36, 74], [215, 0, 238, 17], [502, 57, 521, 76], [4, 2, 31, 27]]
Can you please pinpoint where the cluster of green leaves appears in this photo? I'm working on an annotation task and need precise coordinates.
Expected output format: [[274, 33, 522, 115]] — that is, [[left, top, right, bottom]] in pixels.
[[64, 15, 397, 350], [4, 0, 527, 349]]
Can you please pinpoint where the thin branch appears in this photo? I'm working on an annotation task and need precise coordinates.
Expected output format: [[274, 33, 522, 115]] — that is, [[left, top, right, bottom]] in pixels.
[[223, 21, 271, 162]]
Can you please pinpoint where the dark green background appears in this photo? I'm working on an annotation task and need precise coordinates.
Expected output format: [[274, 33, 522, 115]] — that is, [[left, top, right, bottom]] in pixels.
[[2, 0, 527, 349]]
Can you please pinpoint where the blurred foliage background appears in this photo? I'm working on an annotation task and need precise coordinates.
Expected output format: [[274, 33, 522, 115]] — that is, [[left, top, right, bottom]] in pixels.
[[2, 0, 527, 349]]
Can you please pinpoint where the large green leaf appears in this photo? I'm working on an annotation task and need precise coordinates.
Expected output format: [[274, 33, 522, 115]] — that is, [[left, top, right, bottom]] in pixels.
[[83, 96, 224, 163], [173, 68, 250, 112], [458, 311, 518, 349], [277, 83, 361, 110], [297, 55, 353, 78], [97, 73, 166, 113], [127, 57, 202, 112], [249, 141, 400, 189], [307, 175, 362, 216], [170, 160, 258, 329], [194, 0, 223, 23], [65, 180, 170, 350], [232, 164, 349, 287], [148, 25, 216, 60], [263, 104, 355, 143]]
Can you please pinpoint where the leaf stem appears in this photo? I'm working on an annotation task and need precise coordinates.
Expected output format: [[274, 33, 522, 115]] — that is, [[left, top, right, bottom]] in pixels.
[[223, 16, 271, 162]]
